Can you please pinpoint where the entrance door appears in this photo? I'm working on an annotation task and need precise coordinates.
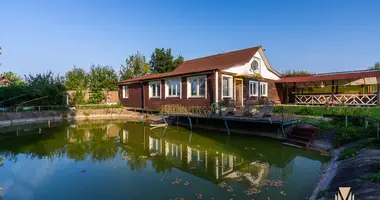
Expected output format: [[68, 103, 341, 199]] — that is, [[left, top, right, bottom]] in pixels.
[[235, 79, 243, 105]]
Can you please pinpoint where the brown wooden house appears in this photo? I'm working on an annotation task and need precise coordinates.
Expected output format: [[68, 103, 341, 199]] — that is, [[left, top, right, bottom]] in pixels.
[[0, 76, 11, 87], [118, 46, 282, 110]]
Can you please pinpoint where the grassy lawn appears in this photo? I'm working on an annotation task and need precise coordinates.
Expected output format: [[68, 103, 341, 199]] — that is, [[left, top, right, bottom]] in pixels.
[[273, 105, 380, 120]]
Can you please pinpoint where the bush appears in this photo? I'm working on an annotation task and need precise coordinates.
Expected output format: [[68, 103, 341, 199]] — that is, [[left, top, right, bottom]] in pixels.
[[0, 72, 66, 107], [87, 92, 106, 104], [339, 147, 358, 160], [70, 90, 86, 105]]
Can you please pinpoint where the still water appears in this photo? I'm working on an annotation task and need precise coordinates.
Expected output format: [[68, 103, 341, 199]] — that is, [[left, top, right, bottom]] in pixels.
[[0, 121, 328, 200]]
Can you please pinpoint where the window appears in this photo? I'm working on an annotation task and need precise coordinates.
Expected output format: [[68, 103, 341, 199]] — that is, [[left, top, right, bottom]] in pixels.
[[122, 85, 128, 98], [222, 75, 233, 97], [166, 79, 181, 97], [149, 82, 161, 98], [260, 82, 268, 97], [187, 76, 206, 98], [249, 81, 258, 96]]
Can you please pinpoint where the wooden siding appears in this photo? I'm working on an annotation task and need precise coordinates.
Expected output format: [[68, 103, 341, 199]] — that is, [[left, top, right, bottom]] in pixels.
[[118, 73, 216, 110], [118, 83, 143, 108], [119, 71, 282, 109]]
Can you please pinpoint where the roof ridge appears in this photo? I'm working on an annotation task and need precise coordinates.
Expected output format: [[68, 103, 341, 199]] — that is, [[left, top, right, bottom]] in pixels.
[[182, 45, 261, 63], [313, 69, 380, 76]]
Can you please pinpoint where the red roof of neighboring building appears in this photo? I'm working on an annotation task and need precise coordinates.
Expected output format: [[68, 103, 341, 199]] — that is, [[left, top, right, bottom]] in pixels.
[[119, 46, 262, 84], [276, 70, 380, 83]]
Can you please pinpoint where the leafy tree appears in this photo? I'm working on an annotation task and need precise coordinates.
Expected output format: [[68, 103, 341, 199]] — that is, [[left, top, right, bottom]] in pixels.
[[282, 69, 313, 77], [65, 67, 89, 90], [65, 67, 89, 105], [24, 71, 66, 105], [88, 65, 118, 104], [150, 48, 184, 73], [120, 51, 150, 80], [0, 71, 26, 86], [369, 62, 380, 70]]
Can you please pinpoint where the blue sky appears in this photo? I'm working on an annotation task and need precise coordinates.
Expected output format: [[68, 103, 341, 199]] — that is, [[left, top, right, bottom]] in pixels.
[[0, 0, 379, 76]]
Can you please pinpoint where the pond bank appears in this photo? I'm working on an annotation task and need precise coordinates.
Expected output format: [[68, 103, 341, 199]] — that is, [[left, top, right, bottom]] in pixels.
[[310, 140, 380, 200], [0, 108, 145, 127]]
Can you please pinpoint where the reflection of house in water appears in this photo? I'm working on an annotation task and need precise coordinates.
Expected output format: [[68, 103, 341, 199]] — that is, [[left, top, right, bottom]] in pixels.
[[121, 130, 128, 143], [149, 136, 162, 155], [187, 146, 207, 171], [165, 141, 182, 161]]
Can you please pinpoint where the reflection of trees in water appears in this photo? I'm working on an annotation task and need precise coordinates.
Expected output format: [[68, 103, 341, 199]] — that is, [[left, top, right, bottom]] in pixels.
[[125, 152, 147, 172], [151, 156, 172, 173], [0, 126, 68, 161], [0, 123, 122, 163], [66, 129, 91, 161], [87, 128, 119, 163]]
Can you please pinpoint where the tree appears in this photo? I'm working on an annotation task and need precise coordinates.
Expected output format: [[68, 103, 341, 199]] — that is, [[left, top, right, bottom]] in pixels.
[[0, 72, 25, 86], [88, 65, 118, 104], [369, 62, 380, 70], [120, 51, 150, 80], [282, 69, 313, 77], [65, 66, 89, 90], [150, 48, 184, 73]]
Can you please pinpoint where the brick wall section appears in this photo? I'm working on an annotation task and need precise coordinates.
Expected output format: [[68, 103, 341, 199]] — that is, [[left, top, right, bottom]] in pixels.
[[67, 90, 119, 104]]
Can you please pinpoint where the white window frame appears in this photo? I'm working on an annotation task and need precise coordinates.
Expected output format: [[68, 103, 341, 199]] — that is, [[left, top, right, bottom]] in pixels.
[[122, 85, 128, 98], [249, 81, 259, 97], [149, 81, 161, 99], [165, 78, 181, 98], [221, 75, 233, 98], [260, 82, 268, 97], [187, 75, 207, 99]]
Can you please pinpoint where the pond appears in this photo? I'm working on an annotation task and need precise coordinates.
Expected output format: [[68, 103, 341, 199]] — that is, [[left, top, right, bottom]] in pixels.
[[0, 121, 329, 200]]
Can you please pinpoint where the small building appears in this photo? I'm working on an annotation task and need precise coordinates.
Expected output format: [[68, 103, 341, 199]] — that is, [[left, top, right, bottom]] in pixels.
[[118, 46, 282, 110], [277, 70, 380, 106], [0, 76, 11, 87]]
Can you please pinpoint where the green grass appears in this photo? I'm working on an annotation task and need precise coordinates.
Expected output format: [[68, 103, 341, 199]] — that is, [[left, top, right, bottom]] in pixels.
[[273, 105, 380, 120], [339, 139, 380, 160], [339, 147, 359, 160], [75, 103, 123, 110], [361, 172, 380, 183]]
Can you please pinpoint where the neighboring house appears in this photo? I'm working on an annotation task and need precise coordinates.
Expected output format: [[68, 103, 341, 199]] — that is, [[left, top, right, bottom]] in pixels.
[[118, 46, 282, 110], [0, 76, 11, 87]]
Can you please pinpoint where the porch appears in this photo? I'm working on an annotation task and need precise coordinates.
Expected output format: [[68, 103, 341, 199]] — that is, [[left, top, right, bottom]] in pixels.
[[277, 70, 380, 106]]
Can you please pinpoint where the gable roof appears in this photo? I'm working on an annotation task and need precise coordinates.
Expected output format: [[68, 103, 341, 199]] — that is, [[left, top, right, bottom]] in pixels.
[[172, 46, 261, 74], [276, 70, 380, 83], [120, 46, 277, 84], [0, 76, 11, 84]]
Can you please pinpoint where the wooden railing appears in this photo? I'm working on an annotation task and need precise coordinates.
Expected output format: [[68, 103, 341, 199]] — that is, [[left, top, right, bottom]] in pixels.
[[295, 94, 378, 106]]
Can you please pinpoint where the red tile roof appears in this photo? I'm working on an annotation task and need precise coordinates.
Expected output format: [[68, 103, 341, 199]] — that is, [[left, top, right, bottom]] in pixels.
[[119, 46, 262, 83], [276, 70, 380, 83]]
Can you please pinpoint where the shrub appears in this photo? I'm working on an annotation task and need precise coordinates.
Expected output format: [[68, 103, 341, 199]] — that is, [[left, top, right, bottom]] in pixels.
[[87, 92, 106, 104], [339, 147, 358, 160], [70, 90, 86, 105]]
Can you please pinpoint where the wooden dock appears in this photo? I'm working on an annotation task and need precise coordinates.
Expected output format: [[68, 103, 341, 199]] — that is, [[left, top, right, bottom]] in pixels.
[[165, 114, 299, 139]]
